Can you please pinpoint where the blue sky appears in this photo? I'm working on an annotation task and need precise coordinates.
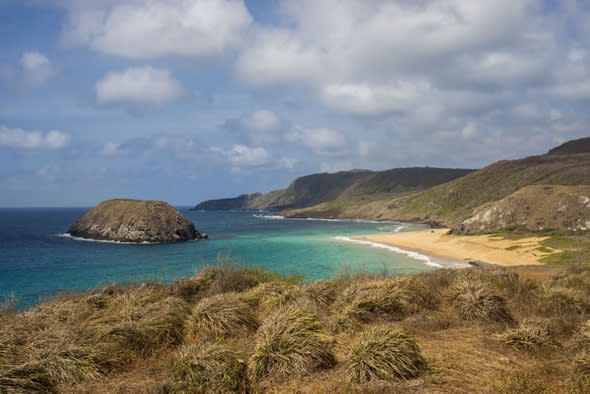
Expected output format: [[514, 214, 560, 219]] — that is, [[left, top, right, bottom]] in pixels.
[[1, 0, 589, 207]]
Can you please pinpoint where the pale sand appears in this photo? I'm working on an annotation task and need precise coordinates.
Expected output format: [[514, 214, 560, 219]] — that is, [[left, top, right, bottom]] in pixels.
[[354, 229, 558, 267]]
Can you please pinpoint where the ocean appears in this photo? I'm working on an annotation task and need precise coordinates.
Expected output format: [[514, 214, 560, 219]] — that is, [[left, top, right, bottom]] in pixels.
[[0, 208, 464, 309]]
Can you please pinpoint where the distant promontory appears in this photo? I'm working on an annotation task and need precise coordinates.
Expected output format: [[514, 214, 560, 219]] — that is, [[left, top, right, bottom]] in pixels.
[[68, 199, 205, 243]]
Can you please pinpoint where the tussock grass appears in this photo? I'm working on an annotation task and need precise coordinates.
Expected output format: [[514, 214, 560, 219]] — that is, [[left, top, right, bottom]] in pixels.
[[248, 306, 335, 382], [189, 293, 258, 338], [5, 263, 590, 392], [450, 278, 514, 323], [335, 278, 414, 325], [296, 280, 338, 309], [347, 326, 426, 384], [495, 319, 559, 351], [169, 341, 246, 393], [573, 320, 590, 349], [242, 281, 298, 310], [577, 352, 590, 376]]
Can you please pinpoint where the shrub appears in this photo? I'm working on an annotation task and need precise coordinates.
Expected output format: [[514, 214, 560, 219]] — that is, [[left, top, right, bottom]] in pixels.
[[169, 341, 246, 393], [347, 326, 426, 384], [189, 293, 258, 338], [450, 279, 513, 323], [495, 319, 559, 351], [248, 306, 335, 382]]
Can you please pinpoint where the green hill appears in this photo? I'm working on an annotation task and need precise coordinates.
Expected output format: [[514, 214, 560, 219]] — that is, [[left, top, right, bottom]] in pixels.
[[194, 167, 475, 213]]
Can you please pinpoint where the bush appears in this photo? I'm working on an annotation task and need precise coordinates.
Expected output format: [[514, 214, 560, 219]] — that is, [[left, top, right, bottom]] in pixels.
[[450, 279, 513, 323], [248, 306, 335, 382], [169, 341, 246, 393], [347, 326, 426, 383], [189, 293, 258, 338], [495, 319, 558, 351]]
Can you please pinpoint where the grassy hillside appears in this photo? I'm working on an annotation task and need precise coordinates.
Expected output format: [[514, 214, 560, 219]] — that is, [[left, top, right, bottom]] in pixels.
[[195, 167, 474, 213], [382, 151, 590, 227], [2, 264, 590, 393]]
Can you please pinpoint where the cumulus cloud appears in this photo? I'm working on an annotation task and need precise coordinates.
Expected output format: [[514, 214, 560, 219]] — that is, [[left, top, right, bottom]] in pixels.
[[225, 109, 288, 145], [61, 0, 252, 58], [95, 66, 184, 106], [0, 126, 71, 150], [209, 144, 271, 168], [21, 51, 55, 87], [287, 128, 350, 156]]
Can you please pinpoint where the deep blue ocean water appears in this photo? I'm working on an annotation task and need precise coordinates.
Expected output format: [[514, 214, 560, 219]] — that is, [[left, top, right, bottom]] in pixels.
[[0, 208, 463, 309]]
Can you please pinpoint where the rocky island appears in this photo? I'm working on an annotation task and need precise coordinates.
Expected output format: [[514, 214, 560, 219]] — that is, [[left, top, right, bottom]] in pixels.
[[68, 199, 206, 243]]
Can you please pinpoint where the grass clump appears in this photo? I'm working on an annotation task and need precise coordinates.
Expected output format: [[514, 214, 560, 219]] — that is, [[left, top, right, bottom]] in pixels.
[[495, 319, 558, 351], [573, 320, 590, 349], [189, 293, 258, 338], [248, 306, 335, 382], [347, 326, 426, 384], [335, 278, 415, 325], [450, 278, 513, 323], [169, 341, 246, 393]]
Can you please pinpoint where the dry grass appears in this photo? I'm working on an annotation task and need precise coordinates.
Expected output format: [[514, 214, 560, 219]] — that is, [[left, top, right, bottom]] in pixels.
[[494, 319, 559, 351], [450, 278, 514, 323], [189, 293, 258, 338], [248, 306, 335, 383], [169, 341, 246, 393], [347, 326, 426, 384], [334, 278, 417, 326], [3, 263, 590, 392]]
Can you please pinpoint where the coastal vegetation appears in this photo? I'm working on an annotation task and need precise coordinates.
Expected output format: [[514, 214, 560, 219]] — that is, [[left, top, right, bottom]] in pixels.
[[2, 263, 590, 393]]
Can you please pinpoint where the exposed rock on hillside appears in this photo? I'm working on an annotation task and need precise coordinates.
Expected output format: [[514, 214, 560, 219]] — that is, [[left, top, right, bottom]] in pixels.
[[455, 185, 590, 234], [68, 199, 204, 243]]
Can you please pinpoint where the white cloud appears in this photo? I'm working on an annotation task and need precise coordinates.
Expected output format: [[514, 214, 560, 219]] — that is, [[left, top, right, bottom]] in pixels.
[[461, 122, 478, 139], [209, 144, 271, 167], [320, 81, 430, 116], [21, 51, 54, 87], [95, 66, 184, 106], [101, 141, 122, 156], [0, 126, 71, 150], [62, 0, 252, 58], [225, 109, 287, 145], [229, 144, 270, 166], [287, 128, 350, 156]]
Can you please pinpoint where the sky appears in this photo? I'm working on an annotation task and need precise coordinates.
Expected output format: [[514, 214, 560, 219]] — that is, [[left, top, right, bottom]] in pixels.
[[0, 0, 589, 207]]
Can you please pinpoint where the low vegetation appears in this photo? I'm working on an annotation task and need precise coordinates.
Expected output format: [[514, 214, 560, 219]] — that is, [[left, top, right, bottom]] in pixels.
[[2, 263, 590, 392]]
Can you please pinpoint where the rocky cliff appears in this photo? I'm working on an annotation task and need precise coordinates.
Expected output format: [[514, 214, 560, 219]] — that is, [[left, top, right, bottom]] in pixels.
[[68, 199, 205, 243], [455, 185, 590, 234]]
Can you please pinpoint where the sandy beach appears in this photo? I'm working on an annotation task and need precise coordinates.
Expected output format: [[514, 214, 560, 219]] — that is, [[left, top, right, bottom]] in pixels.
[[353, 229, 557, 267]]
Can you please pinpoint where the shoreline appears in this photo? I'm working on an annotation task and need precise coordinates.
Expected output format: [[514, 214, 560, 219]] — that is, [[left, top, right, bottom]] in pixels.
[[351, 229, 555, 267]]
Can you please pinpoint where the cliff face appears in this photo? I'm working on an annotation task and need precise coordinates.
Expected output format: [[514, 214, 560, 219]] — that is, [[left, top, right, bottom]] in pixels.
[[194, 193, 262, 211], [455, 185, 590, 234], [68, 199, 204, 243]]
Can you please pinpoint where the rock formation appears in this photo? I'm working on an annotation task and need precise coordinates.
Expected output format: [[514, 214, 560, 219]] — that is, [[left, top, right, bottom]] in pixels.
[[68, 199, 205, 243], [455, 185, 590, 234]]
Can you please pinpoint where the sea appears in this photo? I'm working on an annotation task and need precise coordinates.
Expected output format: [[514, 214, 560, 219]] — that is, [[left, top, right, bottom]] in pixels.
[[0, 208, 466, 310]]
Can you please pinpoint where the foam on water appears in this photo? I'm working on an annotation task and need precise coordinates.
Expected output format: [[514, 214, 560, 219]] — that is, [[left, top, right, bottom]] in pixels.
[[58, 233, 160, 245], [333, 236, 445, 268]]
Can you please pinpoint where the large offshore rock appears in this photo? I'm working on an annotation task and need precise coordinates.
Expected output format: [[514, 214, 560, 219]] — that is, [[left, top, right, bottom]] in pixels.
[[68, 199, 205, 243]]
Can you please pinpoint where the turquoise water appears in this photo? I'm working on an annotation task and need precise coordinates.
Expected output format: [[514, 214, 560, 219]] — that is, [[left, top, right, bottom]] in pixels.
[[0, 209, 461, 309]]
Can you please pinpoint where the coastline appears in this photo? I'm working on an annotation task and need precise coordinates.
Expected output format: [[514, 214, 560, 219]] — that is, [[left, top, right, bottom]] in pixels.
[[351, 228, 556, 267]]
